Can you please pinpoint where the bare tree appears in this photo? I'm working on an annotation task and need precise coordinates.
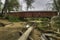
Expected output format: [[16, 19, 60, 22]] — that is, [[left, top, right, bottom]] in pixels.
[[53, 0, 60, 15], [1, 0, 20, 18], [25, 0, 34, 10]]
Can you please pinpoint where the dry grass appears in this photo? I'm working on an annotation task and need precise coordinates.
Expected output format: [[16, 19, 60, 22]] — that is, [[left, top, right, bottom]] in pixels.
[[30, 29, 41, 40], [0, 27, 22, 40], [0, 19, 11, 25], [0, 19, 27, 40]]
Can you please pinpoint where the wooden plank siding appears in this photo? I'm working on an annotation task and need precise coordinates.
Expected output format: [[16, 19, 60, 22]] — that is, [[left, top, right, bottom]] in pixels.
[[8, 11, 58, 18]]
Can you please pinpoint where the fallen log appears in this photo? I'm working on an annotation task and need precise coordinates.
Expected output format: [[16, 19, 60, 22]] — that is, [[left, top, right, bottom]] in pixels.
[[44, 33, 60, 40], [18, 27, 33, 40], [19, 31, 33, 40]]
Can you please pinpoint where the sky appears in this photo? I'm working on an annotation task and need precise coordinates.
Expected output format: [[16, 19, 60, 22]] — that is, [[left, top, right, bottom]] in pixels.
[[1, 0, 5, 4], [1, 0, 53, 11]]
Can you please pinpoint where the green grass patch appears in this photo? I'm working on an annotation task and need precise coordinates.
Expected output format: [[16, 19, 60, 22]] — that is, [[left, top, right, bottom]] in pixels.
[[6, 16, 20, 22]]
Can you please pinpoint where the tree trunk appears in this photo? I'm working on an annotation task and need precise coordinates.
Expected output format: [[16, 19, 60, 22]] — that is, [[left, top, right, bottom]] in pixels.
[[53, 0, 60, 16], [59, 11, 60, 16], [1, 0, 9, 18]]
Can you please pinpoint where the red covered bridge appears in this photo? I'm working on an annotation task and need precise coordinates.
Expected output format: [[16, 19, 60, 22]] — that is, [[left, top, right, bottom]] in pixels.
[[8, 11, 58, 18]]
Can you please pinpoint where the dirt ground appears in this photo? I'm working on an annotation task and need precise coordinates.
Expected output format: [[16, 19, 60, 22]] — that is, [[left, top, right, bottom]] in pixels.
[[0, 19, 42, 40], [0, 19, 60, 40], [30, 29, 41, 40], [0, 19, 26, 40]]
